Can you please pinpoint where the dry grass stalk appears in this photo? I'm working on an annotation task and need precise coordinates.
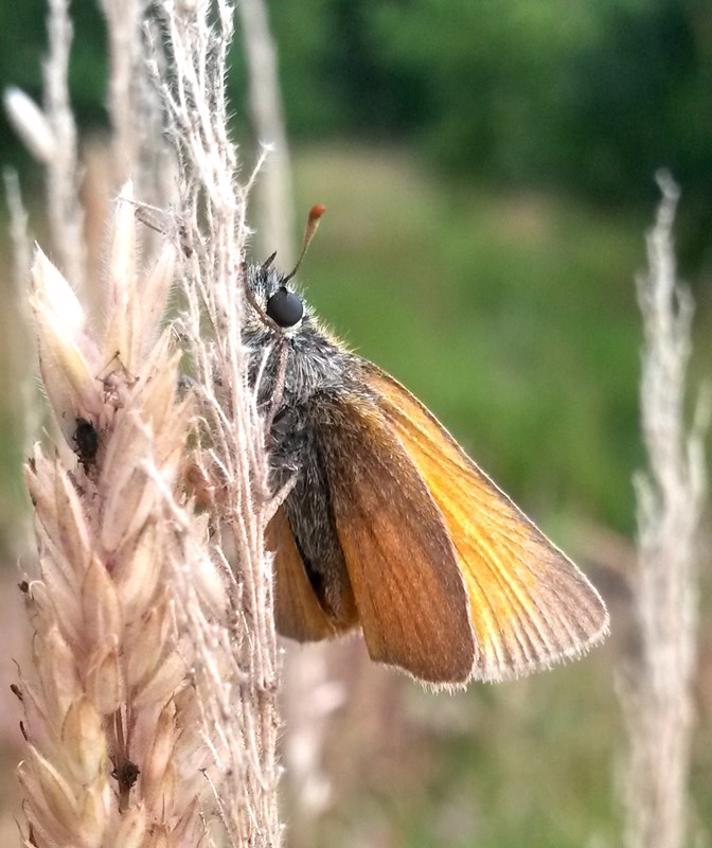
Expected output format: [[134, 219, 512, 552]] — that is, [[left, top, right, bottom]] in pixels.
[[7, 0, 283, 841], [2, 169, 42, 540], [7, 0, 269, 842], [99, 0, 171, 208], [42, 0, 87, 289], [150, 1, 283, 844], [3, 170, 32, 300], [238, 0, 296, 265], [19, 188, 225, 847], [620, 172, 709, 848], [98, 0, 143, 181], [4, 0, 86, 287], [282, 644, 345, 846]]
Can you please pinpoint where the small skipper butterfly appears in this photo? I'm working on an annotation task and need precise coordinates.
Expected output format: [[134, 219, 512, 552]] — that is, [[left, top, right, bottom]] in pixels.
[[244, 207, 609, 686]]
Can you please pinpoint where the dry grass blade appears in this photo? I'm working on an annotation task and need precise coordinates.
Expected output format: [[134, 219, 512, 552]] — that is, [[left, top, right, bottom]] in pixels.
[[149, 1, 282, 844], [619, 171, 709, 848], [42, 0, 86, 290], [238, 0, 295, 265]]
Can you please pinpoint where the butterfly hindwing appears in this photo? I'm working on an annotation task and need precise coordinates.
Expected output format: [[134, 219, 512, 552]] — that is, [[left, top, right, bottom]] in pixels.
[[267, 506, 348, 641], [362, 363, 609, 682], [314, 391, 477, 684]]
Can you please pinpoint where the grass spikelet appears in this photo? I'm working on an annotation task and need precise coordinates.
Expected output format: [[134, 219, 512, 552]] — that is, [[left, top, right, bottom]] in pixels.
[[17, 189, 224, 847]]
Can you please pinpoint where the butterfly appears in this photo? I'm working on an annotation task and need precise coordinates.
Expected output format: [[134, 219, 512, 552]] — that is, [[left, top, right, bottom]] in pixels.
[[243, 207, 609, 687]]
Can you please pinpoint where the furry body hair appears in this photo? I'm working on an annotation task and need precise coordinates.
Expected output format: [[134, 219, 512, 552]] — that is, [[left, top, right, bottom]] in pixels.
[[244, 264, 366, 626]]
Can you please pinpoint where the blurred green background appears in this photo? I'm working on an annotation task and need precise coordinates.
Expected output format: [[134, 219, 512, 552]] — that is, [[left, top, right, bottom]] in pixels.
[[1, 1, 711, 847]]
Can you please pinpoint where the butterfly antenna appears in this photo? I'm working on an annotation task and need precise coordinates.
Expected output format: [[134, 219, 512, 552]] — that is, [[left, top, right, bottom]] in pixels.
[[281, 203, 326, 285], [261, 250, 278, 272]]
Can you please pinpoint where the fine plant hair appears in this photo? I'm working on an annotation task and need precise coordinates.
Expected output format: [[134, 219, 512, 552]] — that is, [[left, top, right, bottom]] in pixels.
[[619, 172, 709, 848], [150, 2, 282, 844], [7, 0, 282, 846]]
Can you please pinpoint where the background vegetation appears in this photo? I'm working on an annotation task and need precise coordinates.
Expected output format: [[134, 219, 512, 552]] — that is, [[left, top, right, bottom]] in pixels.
[[0, 1, 710, 846]]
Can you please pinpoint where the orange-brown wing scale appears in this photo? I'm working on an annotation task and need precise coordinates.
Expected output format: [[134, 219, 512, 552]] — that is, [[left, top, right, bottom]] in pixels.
[[363, 363, 609, 682], [267, 507, 351, 642], [316, 395, 477, 684]]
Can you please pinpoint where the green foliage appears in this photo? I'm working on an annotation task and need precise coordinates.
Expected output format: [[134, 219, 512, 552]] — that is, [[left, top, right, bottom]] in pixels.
[[2, 0, 712, 215], [372, 0, 594, 177], [371, 0, 712, 204], [232, 0, 348, 136]]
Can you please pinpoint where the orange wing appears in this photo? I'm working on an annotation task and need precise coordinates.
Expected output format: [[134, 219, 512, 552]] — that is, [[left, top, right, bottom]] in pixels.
[[363, 363, 609, 682], [316, 394, 477, 684], [267, 507, 354, 641]]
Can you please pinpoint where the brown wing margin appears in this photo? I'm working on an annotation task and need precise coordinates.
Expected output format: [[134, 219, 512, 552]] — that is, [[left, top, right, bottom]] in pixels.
[[314, 392, 477, 684], [362, 362, 609, 683]]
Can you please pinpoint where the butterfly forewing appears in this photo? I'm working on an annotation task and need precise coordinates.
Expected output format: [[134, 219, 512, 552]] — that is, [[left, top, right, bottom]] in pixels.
[[363, 363, 609, 682], [316, 393, 477, 684]]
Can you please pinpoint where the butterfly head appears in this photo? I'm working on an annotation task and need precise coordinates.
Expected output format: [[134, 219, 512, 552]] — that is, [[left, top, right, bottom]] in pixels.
[[245, 204, 326, 337], [245, 259, 309, 336]]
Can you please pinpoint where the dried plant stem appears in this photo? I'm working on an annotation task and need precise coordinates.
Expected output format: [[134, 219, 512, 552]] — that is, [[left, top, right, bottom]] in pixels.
[[3, 169, 41, 528], [99, 0, 142, 180], [3, 169, 32, 298], [4, 0, 85, 282], [8, 0, 281, 843], [152, 1, 282, 844], [620, 172, 708, 848], [238, 0, 295, 265], [282, 645, 344, 846], [43, 0, 86, 289]]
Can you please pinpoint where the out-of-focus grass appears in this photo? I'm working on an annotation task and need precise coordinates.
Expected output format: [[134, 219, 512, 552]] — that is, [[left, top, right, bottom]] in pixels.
[[0, 229, 34, 561], [289, 145, 711, 847], [297, 149, 708, 530], [293, 145, 656, 536]]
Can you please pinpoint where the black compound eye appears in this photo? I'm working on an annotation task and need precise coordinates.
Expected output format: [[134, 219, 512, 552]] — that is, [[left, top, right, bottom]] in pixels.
[[266, 286, 304, 328]]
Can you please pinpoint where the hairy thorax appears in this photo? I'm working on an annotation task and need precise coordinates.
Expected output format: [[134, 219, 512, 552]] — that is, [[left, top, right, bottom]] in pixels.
[[243, 265, 365, 622]]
